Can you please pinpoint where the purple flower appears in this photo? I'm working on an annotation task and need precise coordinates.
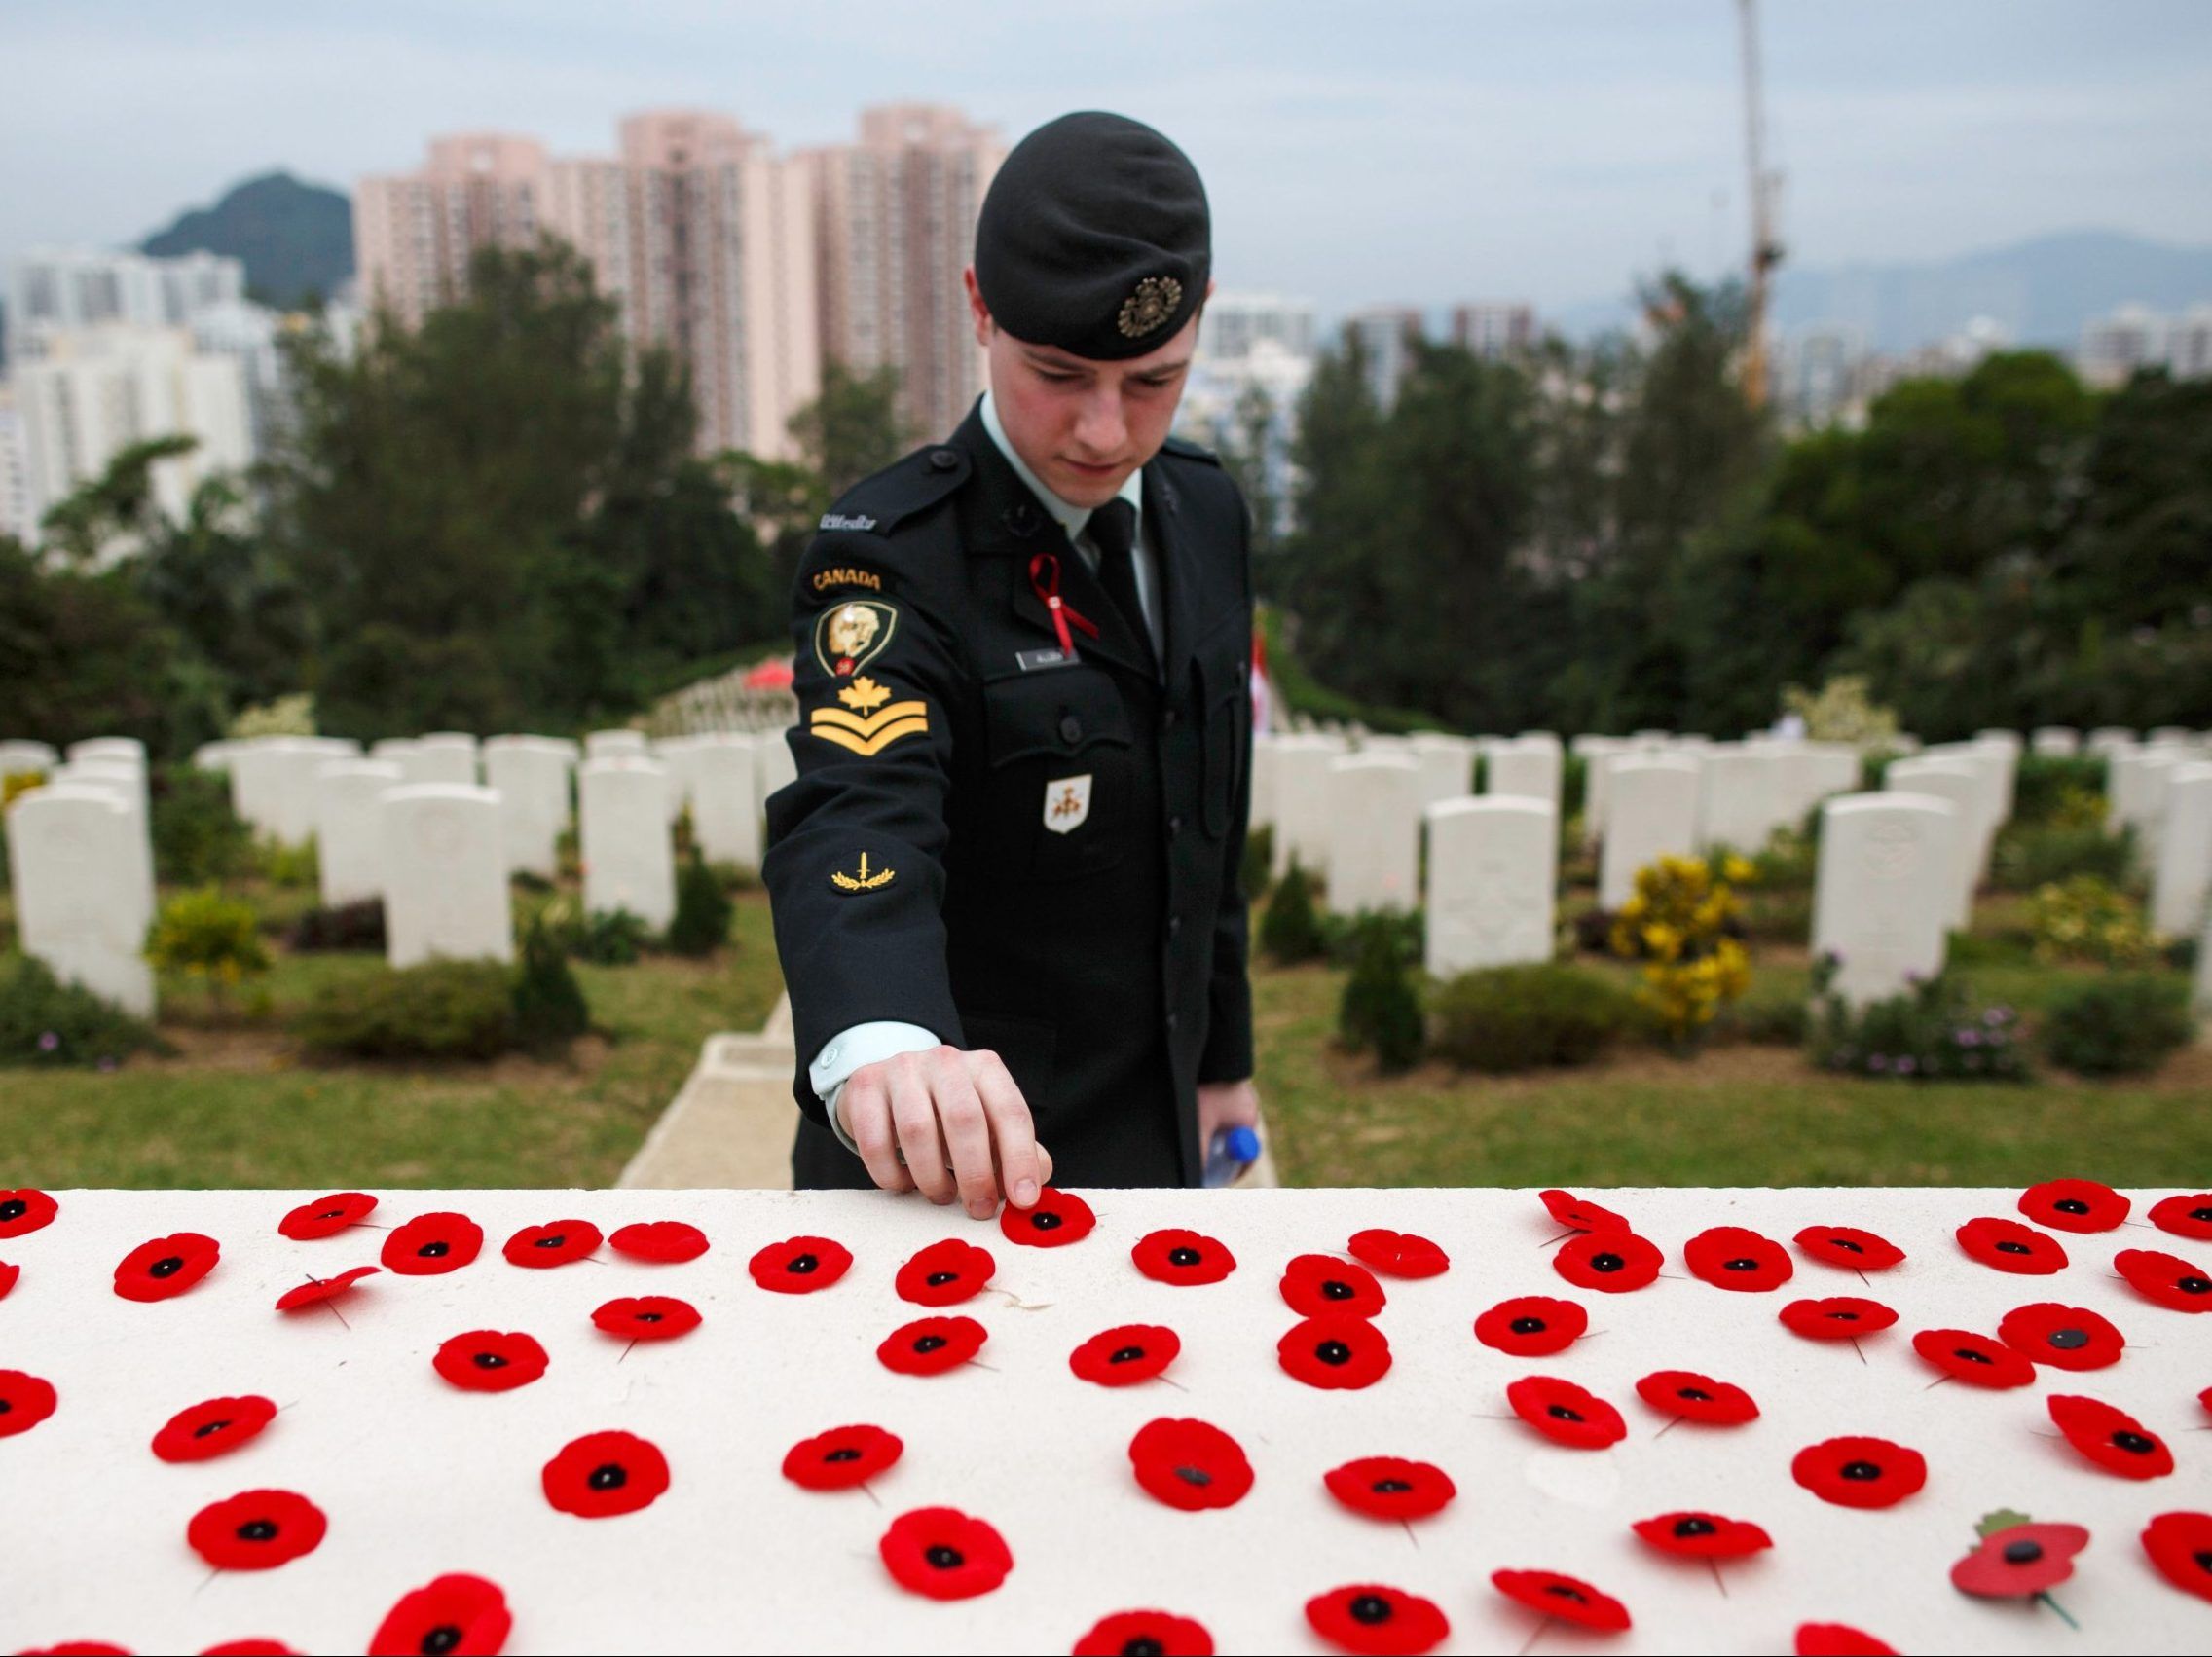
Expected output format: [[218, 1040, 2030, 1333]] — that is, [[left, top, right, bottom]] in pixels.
[[1867, 1053, 1889, 1072], [1957, 1028, 1981, 1047], [1897, 1055, 1917, 1075], [37, 1030, 59, 1052], [1982, 1008, 2006, 1027]]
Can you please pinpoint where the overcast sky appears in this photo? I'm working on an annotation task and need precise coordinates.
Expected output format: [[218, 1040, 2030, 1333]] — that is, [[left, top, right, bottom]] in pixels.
[[5, 0, 2209, 318]]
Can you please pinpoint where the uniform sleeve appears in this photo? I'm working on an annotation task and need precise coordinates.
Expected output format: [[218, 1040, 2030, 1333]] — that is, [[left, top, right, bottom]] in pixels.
[[763, 531, 968, 1135], [1197, 495, 1257, 1086]]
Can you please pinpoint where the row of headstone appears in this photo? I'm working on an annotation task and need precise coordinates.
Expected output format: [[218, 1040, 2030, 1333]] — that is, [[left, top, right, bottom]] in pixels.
[[5, 737, 159, 1014]]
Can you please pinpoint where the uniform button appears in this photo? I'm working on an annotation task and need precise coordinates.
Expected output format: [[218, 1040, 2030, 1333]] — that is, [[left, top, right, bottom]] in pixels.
[[822, 1042, 840, 1064], [1168, 815, 1183, 837], [1058, 715, 1083, 744], [1168, 915, 1183, 939], [1161, 708, 1178, 730], [1165, 1013, 1179, 1032], [929, 448, 960, 471]]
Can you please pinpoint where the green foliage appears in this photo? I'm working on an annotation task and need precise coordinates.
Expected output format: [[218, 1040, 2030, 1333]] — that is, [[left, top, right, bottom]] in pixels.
[[254, 835, 319, 889], [1239, 824, 1274, 902], [1782, 675, 1899, 745], [1809, 972, 2031, 1083], [150, 764, 253, 885], [2013, 755, 2106, 825], [295, 959, 517, 1060], [228, 694, 316, 739], [1259, 860, 1327, 964], [536, 896, 654, 966], [1716, 986, 1810, 1047], [2040, 974, 2194, 1077], [511, 912, 591, 1049], [1994, 823, 2134, 892], [0, 954, 162, 1067], [1321, 907, 1423, 968], [2028, 875, 2166, 967], [707, 860, 759, 893], [1428, 962, 1637, 1073], [283, 899, 387, 954], [666, 850, 736, 957], [1337, 918, 1424, 1072], [144, 887, 272, 1001]]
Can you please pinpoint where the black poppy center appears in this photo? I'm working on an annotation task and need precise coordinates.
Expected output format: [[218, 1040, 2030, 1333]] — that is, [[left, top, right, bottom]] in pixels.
[[1120, 1639, 1165, 1657], [2193, 1548, 2212, 1573], [534, 1234, 568, 1249], [317, 1207, 346, 1220], [2178, 1275, 2212, 1295], [1029, 1210, 1063, 1231], [149, 1255, 185, 1278], [824, 1447, 862, 1463], [1825, 1309, 1861, 1322], [634, 1311, 663, 1324], [1315, 1340, 1352, 1365], [588, 1462, 628, 1490], [1374, 1478, 1412, 1493], [1510, 1316, 1546, 1335], [1677, 1386, 1712, 1401], [0, 1199, 24, 1222], [1674, 1517, 1717, 1537], [2112, 1430, 2157, 1455], [0, 1400, 12, 1415], [1546, 1404, 1584, 1422], [913, 1335, 947, 1354], [236, 1519, 278, 1542], [925, 1544, 964, 1569], [1111, 1345, 1147, 1364], [473, 1351, 508, 1369], [2191, 1205, 2212, 1222], [2045, 1327, 2089, 1349], [1321, 1279, 1356, 1301], [194, 1418, 231, 1438], [926, 1270, 957, 1287], [1723, 1257, 1761, 1272], [787, 1253, 818, 1274], [1591, 1252, 1624, 1272], [2054, 1198, 2089, 1215], [1996, 1240, 2032, 1255], [1172, 1464, 1212, 1488], [1840, 1460, 1882, 1481], [1348, 1595, 1393, 1625], [1544, 1585, 1589, 1603], [1828, 1236, 1864, 1254], [1168, 1246, 1201, 1267], [421, 1627, 463, 1657], [419, 1240, 450, 1259], [1955, 1345, 1993, 1364], [2003, 1539, 2045, 1564]]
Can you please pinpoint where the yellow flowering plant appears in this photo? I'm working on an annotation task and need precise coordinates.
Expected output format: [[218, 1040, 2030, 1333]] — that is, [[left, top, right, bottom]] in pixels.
[[1609, 853, 1754, 1047]]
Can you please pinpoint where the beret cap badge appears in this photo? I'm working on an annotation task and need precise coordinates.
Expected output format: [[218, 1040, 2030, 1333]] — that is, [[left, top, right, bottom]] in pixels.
[[1118, 276, 1184, 339]]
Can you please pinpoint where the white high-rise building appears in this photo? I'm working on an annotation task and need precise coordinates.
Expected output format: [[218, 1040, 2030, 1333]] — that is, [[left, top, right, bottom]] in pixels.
[[2078, 304, 2168, 388], [1178, 292, 1319, 538], [0, 390, 29, 542], [5, 248, 246, 363], [1346, 306, 1423, 409]]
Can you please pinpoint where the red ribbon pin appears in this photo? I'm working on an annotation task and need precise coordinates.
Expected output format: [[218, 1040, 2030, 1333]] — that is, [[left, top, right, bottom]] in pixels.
[[1028, 553, 1099, 657]]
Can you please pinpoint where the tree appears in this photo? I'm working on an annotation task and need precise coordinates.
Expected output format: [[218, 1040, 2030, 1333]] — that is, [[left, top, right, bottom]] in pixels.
[[789, 360, 910, 500]]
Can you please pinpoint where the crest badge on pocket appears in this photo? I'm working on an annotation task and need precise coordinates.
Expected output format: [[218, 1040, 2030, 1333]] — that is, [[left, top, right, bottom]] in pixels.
[[1044, 774, 1093, 834]]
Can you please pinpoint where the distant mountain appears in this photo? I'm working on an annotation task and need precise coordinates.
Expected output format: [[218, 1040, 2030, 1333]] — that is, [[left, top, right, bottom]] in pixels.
[[1554, 230, 2212, 353], [139, 171, 353, 308]]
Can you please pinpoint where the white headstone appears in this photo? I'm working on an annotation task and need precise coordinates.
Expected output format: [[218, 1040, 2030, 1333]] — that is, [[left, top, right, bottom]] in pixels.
[[1248, 736, 1280, 831], [229, 737, 327, 845], [380, 784, 512, 969], [2031, 727, 2081, 757], [2085, 728, 2135, 757], [2197, 900, 2212, 1017], [41, 764, 157, 946], [654, 735, 708, 826], [316, 760, 404, 906], [1972, 731, 2021, 821], [1813, 792, 1959, 1011], [2151, 762, 2212, 939], [1577, 738, 1630, 842], [192, 740, 237, 772], [1424, 796, 1557, 976], [579, 758, 677, 929], [1485, 736, 1563, 814], [1322, 753, 1423, 914], [1916, 744, 2004, 876], [1404, 735, 1476, 810], [756, 729, 798, 809], [411, 733, 480, 788], [483, 737, 573, 880], [1600, 756, 1702, 909], [6, 786, 157, 1015], [2110, 750, 2182, 863], [1881, 758, 1982, 930], [371, 738, 420, 767], [1698, 745, 1793, 853], [586, 729, 649, 761], [2147, 726, 2195, 748], [1, 740, 59, 776], [688, 735, 762, 869], [1268, 735, 1344, 878], [66, 736, 147, 768]]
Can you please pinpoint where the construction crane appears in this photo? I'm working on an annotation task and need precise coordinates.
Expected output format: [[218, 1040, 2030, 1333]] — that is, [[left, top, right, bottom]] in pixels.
[[1737, 0, 1785, 408]]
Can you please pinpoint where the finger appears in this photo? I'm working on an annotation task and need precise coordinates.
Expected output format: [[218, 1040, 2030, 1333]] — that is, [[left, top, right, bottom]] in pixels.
[[1036, 1142, 1054, 1189], [843, 1072, 913, 1194], [971, 1049, 1043, 1208], [931, 1051, 1000, 1219], [888, 1055, 955, 1204]]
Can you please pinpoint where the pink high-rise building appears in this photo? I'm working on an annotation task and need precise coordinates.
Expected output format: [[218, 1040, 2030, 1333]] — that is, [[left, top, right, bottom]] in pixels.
[[354, 135, 548, 329]]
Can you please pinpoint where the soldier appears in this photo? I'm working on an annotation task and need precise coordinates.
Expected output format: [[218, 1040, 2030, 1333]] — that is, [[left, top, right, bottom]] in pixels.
[[763, 111, 1258, 1216]]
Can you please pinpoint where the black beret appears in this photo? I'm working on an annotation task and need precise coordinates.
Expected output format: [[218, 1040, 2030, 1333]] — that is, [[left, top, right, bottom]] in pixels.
[[975, 111, 1210, 361]]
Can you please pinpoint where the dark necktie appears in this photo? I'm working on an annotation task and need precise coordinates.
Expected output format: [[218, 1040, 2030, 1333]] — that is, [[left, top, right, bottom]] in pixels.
[[1088, 497, 1153, 661]]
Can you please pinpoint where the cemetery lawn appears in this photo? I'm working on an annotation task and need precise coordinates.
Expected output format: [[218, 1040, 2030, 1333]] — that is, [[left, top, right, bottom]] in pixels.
[[0, 892, 786, 1190]]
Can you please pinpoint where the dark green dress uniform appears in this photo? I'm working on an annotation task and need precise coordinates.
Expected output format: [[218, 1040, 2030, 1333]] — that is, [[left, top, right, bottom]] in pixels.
[[763, 404, 1256, 1189]]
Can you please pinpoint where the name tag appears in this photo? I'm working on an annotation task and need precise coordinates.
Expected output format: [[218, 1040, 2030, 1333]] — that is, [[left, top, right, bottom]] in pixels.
[[1016, 646, 1077, 673]]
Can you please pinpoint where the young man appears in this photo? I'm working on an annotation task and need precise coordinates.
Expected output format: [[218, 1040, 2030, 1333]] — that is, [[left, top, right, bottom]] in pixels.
[[763, 111, 1259, 1214]]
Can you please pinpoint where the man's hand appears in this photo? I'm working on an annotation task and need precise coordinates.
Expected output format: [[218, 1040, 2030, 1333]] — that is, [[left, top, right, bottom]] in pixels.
[[1197, 1078, 1261, 1165], [837, 1045, 1051, 1218]]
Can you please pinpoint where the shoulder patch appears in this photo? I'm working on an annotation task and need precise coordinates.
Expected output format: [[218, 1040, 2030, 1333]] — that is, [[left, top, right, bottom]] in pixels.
[[808, 564, 884, 596], [813, 598, 899, 678], [823, 443, 973, 538], [1160, 432, 1224, 467]]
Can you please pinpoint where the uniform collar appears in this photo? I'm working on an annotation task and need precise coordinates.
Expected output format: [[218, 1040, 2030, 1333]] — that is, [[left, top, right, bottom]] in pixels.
[[979, 388, 1144, 546]]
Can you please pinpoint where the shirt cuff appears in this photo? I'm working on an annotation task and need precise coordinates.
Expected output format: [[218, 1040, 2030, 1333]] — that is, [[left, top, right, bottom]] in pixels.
[[809, 1020, 943, 1154]]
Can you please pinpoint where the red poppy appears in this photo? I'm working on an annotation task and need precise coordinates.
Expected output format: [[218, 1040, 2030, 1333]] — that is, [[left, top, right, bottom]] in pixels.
[[17, 1645, 129, 1656], [1475, 1295, 1588, 1357], [1950, 1522, 2089, 1598], [202, 1643, 299, 1655], [1633, 1369, 1759, 1425], [1069, 1325, 1181, 1387], [2113, 1246, 2212, 1312], [748, 1234, 854, 1294], [1279, 1253, 1386, 1318], [2140, 1511, 2212, 1602], [878, 1506, 1014, 1600], [2150, 1193, 2212, 1241], [501, 1219, 601, 1268], [1779, 1297, 1898, 1341], [541, 1429, 670, 1517], [782, 1423, 903, 1491], [2047, 1394, 2173, 1479], [151, 1395, 276, 1462], [431, 1330, 549, 1393], [0, 1188, 57, 1237], [1507, 1376, 1626, 1450], [1793, 1624, 1898, 1656], [877, 1314, 986, 1376], [1955, 1216, 2067, 1274], [1684, 1226, 1794, 1292], [1490, 1568, 1631, 1632], [0, 1260, 17, 1301], [113, 1232, 219, 1302], [1277, 1314, 1392, 1389], [1000, 1186, 1095, 1247], [368, 1573, 511, 1657], [0, 1369, 58, 1438], [274, 1266, 378, 1312], [1346, 1228, 1449, 1278], [1539, 1189, 1630, 1234], [591, 1295, 700, 1342], [2017, 1177, 2128, 1234], [895, 1237, 996, 1307], [276, 1192, 376, 1241], [1996, 1302, 2123, 1370], [1790, 1436, 1927, 1508], [185, 1490, 326, 1570], [1127, 1418, 1254, 1511], [1792, 1225, 1905, 1272], [1322, 1456, 1456, 1521], [1072, 1610, 1214, 1657], [1909, 1329, 2036, 1389], [1554, 1230, 1662, 1293], [1130, 1228, 1236, 1286], [608, 1220, 709, 1263], [381, 1211, 482, 1275], [1631, 1511, 1774, 1558], [1305, 1585, 1450, 1655]]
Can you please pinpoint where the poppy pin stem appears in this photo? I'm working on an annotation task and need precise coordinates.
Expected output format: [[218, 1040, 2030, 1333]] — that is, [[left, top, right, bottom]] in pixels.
[[1709, 1557, 1728, 1599], [859, 1481, 882, 1508], [1657, 1270, 1689, 1281], [323, 1301, 350, 1332], [618, 1340, 637, 1364], [1537, 1229, 1574, 1248], [1402, 1519, 1419, 1550], [1654, 1415, 1684, 1437], [1156, 1374, 1189, 1392], [1517, 1613, 1554, 1655], [2038, 1591, 2080, 1631], [1856, 1268, 1870, 1287], [195, 1566, 221, 1597], [966, 1359, 1000, 1373], [1923, 1375, 1955, 1390], [1851, 1337, 1867, 1365]]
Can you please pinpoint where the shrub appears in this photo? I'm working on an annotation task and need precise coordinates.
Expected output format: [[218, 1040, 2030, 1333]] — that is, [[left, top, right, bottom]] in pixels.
[[1748, 827, 1816, 892], [2028, 875, 2167, 967], [296, 959, 517, 1060], [1428, 962, 1637, 1073], [1717, 988, 1810, 1047], [0, 954, 162, 1067], [1994, 823, 2134, 892], [2040, 975, 2194, 1077], [538, 897, 654, 965], [1321, 906, 1422, 969], [666, 849, 735, 956], [150, 765, 252, 885], [1337, 919, 1424, 1072], [284, 899, 387, 953], [254, 835, 319, 889], [708, 860, 759, 892], [1808, 968, 2031, 1083], [1260, 859, 1326, 964], [511, 912, 590, 1049], [2013, 755, 2106, 826], [227, 693, 315, 739], [1783, 674, 1898, 746], [1609, 854, 1754, 1047], [144, 887, 271, 1009], [1239, 824, 1274, 902]]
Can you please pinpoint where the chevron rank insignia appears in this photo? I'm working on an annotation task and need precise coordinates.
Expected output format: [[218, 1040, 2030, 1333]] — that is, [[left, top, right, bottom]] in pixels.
[[808, 675, 928, 757]]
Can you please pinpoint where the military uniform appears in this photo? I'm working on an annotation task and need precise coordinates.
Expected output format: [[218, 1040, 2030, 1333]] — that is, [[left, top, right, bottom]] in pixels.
[[764, 397, 1254, 1189]]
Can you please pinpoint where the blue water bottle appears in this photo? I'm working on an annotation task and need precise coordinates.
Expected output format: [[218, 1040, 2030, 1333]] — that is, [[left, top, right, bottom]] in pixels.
[[1203, 1124, 1262, 1188]]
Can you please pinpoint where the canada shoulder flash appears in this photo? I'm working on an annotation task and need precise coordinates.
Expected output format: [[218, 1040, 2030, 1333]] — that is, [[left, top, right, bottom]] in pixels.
[[1117, 275, 1183, 339]]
